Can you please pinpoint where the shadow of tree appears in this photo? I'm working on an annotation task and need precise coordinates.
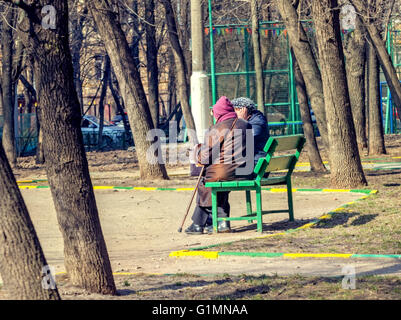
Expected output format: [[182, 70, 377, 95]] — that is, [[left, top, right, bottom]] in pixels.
[[313, 212, 378, 229], [313, 212, 359, 229], [117, 278, 235, 296], [349, 214, 378, 226], [366, 169, 401, 177], [213, 284, 271, 299], [229, 210, 378, 234], [211, 276, 339, 299]]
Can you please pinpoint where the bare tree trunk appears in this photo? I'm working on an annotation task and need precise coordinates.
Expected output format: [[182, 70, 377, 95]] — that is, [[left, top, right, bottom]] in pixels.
[[251, 0, 264, 111], [167, 48, 177, 119], [71, 4, 87, 114], [19, 72, 45, 163], [1, 5, 17, 166], [161, 0, 198, 144], [292, 49, 327, 173], [0, 83, 3, 116], [21, 68, 34, 113], [349, 0, 401, 122], [0, 142, 60, 300], [275, 0, 329, 148], [88, 0, 169, 179], [13, 0, 116, 294], [367, 44, 386, 155], [145, 0, 160, 128], [344, 18, 368, 151], [129, 0, 141, 68], [312, 0, 367, 187], [98, 56, 111, 150], [109, 73, 131, 141]]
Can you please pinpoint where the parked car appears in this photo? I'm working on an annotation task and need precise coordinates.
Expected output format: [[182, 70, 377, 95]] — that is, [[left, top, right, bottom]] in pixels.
[[81, 115, 126, 149], [111, 113, 129, 128]]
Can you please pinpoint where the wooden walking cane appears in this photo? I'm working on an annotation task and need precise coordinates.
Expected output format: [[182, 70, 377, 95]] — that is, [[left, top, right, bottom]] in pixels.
[[177, 165, 205, 233]]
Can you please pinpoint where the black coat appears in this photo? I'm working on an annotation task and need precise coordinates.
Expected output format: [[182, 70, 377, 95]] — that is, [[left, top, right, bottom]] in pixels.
[[248, 110, 269, 164]]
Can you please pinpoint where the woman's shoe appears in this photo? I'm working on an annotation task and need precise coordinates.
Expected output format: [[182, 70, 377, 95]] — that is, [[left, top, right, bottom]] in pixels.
[[185, 223, 204, 235], [205, 221, 231, 234]]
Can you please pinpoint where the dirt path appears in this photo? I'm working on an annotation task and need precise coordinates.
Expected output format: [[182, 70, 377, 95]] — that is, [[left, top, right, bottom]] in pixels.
[[18, 188, 369, 276]]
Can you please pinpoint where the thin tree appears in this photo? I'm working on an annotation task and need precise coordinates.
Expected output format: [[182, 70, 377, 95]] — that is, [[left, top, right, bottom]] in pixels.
[[0, 142, 60, 300], [5, 0, 117, 294], [19, 72, 45, 164], [97, 55, 111, 150], [160, 0, 198, 145], [343, 16, 368, 151], [144, 0, 160, 128], [274, 0, 329, 148], [250, 0, 265, 112], [1, 4, 17, 166], [292, 49, 327, 173], [108, 72, 131, 139], [88, 0, 169, 179], [367, 43, 386, 155], [349, 0, 401, 122], [70, 1, 87, 114], [311, 0, 367, 187]]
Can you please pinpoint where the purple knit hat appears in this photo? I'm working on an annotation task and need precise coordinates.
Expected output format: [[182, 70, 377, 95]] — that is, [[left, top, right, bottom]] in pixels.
[[212, 96, 238, 123]]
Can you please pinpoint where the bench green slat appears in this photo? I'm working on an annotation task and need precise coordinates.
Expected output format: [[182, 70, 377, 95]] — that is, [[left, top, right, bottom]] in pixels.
[[206, 180, 256, 188], [220, 181, 238, 187], [237, 180, 256, 187], [265, 155, 295, 172], [219, 209, 291, 221], [264, 134, 304, 152], [253, 157, 267, 175], [205, 182, 222, 187], [259, 176, 287, 185]]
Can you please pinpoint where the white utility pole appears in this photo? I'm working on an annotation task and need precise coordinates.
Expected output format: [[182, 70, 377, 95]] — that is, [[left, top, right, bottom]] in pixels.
[[190, 0, 211, 143]]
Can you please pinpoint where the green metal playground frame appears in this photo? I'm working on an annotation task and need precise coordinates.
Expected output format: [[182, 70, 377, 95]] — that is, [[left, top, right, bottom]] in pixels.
[[207, 0, 300, 134], [206, 0, 400, 135]]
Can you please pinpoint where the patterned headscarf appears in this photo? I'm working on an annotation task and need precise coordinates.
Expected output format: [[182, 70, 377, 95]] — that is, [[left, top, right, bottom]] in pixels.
[[231, 97, 256, 113]]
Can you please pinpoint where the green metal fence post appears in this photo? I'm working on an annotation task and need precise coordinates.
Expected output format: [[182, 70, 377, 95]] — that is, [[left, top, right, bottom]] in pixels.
[[385, 20, 392, 134], [244, 28, 251, 98]]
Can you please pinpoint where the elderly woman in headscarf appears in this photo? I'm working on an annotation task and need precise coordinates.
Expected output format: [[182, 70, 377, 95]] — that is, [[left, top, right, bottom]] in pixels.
[[231, 97, 270, 165], [185, 96, 253, 235]]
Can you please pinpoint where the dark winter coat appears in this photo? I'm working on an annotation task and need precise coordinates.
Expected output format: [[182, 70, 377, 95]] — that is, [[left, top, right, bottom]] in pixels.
[[194, 117, 253, 207], [247, 110, 270, 164]]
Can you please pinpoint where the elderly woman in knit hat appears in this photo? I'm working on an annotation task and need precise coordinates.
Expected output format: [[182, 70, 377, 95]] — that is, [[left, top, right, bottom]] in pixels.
[[185, 96, 253, 235], [231, 97, 270, 165]]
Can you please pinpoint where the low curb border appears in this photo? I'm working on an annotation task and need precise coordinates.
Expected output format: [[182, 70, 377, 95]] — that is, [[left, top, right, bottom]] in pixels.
[[169, 251, 401, 260], [17, 185, 377, 195]]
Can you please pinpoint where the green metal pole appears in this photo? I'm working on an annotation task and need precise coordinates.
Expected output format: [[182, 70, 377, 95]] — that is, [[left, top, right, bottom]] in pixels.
[[385, 20, 392, 134], [208, 0, 217, 105], [244, 29, 251, 97], [390, 22, 397, 133]]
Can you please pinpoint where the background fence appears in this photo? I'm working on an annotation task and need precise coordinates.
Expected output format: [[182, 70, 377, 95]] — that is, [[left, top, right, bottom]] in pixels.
[[205, 0, 401, 135]]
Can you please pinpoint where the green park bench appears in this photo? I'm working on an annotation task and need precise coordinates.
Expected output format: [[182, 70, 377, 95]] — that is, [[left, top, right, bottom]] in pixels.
[[205, 134, 306, 233]]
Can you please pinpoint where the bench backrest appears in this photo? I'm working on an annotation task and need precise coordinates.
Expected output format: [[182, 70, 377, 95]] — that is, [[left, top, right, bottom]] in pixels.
[[253, 134, 306, 182]]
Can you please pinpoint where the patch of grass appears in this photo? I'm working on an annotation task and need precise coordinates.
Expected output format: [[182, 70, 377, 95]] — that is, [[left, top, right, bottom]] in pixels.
[[203, 168, 401, 256]]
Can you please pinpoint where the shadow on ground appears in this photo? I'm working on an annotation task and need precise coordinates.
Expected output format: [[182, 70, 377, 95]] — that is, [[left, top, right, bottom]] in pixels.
[[230, 211, 378, 234]]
